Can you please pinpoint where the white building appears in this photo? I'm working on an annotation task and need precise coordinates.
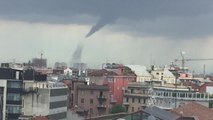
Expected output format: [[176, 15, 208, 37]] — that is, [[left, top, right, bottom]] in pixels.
[[126, 65, 152, 83], [22, 81, 68, 120], [64, 68, 72, 76], [151, 68, 176, 84], [150, 85, 213, 109]]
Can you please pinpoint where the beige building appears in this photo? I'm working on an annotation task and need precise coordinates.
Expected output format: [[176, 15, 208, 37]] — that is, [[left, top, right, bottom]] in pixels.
[[126, 65, 152, 83], [123, 82, 150, 113], [151, 68, 176, 84]]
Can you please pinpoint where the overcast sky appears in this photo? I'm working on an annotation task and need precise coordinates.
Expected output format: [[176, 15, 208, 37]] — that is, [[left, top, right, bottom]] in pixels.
[[0, 0, 213, 73]]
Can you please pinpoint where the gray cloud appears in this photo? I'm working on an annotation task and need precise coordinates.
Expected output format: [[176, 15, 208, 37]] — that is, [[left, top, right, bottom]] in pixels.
[[1, 0, 213, 38]]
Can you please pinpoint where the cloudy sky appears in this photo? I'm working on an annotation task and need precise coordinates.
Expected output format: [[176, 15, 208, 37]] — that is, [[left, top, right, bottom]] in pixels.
[[0, 0, 213, 73]]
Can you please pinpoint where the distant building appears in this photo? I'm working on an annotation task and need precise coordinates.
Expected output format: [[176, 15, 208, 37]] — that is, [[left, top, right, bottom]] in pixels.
[[64, 68, 72, 77], [151, 67, 176, 84], [123, 82, 150, 113], [32, 58, 47, 68], [73, 63, 87, 77], [126, 65, 152, 83], [54, 62, 67, 69], [1, 63, 24, 70]]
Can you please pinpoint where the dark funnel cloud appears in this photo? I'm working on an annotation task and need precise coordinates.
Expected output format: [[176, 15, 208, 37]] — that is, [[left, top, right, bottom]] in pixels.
[[71, 43, 84, 65], [85, 18, 107, 37], [85, 16, 116, 37]]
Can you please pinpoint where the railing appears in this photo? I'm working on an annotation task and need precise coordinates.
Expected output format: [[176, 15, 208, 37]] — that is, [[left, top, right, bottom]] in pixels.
[[97, 95, 107, 99], [124, 93, 149, 98], [97, 104, 107, 108]]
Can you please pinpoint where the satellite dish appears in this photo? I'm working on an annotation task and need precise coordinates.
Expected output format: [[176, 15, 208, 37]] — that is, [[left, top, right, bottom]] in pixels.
[[148, 115, 156, 120]]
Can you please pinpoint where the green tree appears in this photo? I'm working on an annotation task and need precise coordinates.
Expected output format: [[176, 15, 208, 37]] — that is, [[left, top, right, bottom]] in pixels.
[[209, 101, 213, 108], [110, 105, 126, 114]]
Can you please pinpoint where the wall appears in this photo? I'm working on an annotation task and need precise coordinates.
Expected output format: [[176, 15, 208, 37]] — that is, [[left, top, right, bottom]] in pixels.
[[107, 76, 132, 104], [32, 89, 50, 116]]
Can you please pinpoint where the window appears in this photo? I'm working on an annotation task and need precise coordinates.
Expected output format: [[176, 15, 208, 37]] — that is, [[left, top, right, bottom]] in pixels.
[[90, 99, 93, 104], [7, 82, 22, 88], [132, 98, 135, 103], [156, 72, 159, 75], [131, 89, 133, 93], [7, 93, 21, 101], [132, 107, 134, 112], [81, 98, 84, 103], [126, 97, 129, 102], [138, 98, 141, 103], [143, 99, 146, 104], [7, 105, 21, 114]]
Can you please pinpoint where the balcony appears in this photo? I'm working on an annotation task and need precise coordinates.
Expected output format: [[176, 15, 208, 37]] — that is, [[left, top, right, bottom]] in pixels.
[[97, 104, 107, 109], [123, 102, 129, 106], [110, 98, 117, 104], [97, 95, 107, 100], [124, 93, 149, 98]]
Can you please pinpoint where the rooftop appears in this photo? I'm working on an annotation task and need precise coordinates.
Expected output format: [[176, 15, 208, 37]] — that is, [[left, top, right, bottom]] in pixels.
[[126, 65, 152, 77], [88, 69, 118, 76], [172, 102, 213, 120], [77, 84, 109, 91], [143, 106, 180, 120]]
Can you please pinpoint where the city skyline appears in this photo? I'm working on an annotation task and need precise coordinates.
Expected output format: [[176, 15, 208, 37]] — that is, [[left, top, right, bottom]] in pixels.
[[0, 0, 213, 73]]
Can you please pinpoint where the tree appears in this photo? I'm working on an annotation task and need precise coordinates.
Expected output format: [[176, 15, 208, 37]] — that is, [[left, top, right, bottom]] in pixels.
[[110, 105, 126, 114]]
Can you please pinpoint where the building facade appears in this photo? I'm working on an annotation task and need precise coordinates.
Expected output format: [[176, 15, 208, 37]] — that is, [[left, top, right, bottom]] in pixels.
[[76, 84, 111, 118], [151, 85, 213, 109], [151, 68, 176, 84], [0, 68, 23, 120], [22, 81, 68, 120], [123, 82, 150, 113], [0, 80, 7, 120]]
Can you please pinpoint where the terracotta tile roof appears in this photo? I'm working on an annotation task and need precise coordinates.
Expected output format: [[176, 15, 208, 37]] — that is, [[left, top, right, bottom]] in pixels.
[[172, 102, 213, 120], [88, 69, 118, 76]]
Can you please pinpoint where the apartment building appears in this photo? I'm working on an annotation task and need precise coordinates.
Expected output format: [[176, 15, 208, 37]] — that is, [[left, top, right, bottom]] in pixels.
[[123, 82, 150, 113], [151, 84, 213, 109], [0, 68, 23, 120], [76, 84, 111, 118]]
